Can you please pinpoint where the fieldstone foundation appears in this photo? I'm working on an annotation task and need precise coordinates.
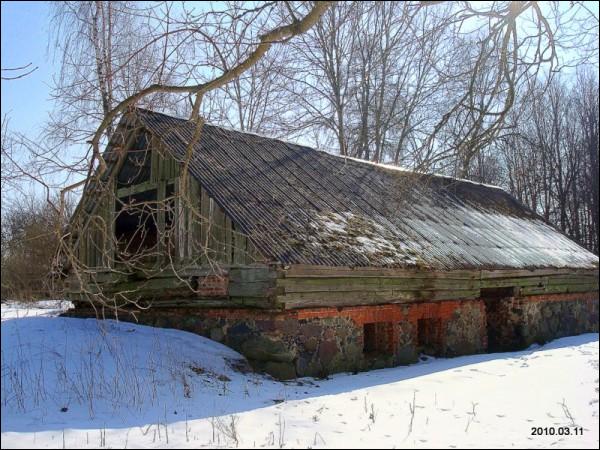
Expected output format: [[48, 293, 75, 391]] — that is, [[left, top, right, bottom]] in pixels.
[[67, 292, 598, 379], [484, 292, 598, 351]]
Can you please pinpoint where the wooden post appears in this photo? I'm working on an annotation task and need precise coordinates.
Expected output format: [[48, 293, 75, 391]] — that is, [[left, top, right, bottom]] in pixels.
[[157, 180, 166, 265], [177, 177, 186, 260]]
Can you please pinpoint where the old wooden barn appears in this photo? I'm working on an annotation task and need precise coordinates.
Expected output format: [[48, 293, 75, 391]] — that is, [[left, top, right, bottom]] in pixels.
[[66, 108, 599, 379]]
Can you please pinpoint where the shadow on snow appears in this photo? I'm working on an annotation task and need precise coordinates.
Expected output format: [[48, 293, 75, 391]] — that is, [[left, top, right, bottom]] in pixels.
[[1, 314, 597, 433]]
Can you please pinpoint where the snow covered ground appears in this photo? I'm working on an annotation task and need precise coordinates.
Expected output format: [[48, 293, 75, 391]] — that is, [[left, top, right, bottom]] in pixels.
[[1, 301, 598, 449]]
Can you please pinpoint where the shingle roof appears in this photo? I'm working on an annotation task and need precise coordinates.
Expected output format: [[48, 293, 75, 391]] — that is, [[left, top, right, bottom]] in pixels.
[[131, 108, 598, 270]]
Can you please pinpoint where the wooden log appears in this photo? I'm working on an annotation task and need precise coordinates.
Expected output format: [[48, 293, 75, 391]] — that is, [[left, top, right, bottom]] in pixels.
[[91, 271, 130, 284], [480, 268, 598, 279], [520, 283, 598, 296], [104, 276, 199, 297], [143, 296, 275, 309], [278, 276, 480, 293], [480, 277, 548, 289], [280, 288, 481, 309], [228, 281, 275, 297], [284, 265, 479, 279], [545, 275, 599, 286], [133, 265, 226, 279], [284, 265, 597, 280], [229, 266, 276, 283], [116, 180, 155, 198]]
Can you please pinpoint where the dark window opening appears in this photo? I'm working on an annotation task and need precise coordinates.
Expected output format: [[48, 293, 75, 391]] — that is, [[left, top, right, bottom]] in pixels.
[[363, 322, 393, 355], [481, 287, 517, 298], [117, 134, 151, 188], [115, 189, 158, 260], [482, 286, 517, 352], [417, 318, 442, 356]]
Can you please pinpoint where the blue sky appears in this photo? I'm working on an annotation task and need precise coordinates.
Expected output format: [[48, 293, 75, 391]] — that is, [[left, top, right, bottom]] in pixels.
[[1, 1, 598, 177], [1, 1, 55, 136], [2, 1, 598, 140]]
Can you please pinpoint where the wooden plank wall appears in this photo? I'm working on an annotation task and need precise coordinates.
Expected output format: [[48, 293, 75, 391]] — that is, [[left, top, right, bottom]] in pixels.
[[79, 180, 113, 268], [73, 132, 599, 312], [78, 137, 265, 270], [276, 266, 599, 309], [66, 265, 280, 310], [191, 177, 263, 266]]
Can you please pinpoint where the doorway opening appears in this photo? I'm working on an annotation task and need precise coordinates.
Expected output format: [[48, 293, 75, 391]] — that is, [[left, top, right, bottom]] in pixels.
[[363, 322, 394, 356], [416, 317, 443, 356], [482, 287, 517, 352]]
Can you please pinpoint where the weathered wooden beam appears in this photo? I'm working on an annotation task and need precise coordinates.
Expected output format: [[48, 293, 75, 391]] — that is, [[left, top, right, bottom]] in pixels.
[[284, 265, 480, 279], [116, 180, 157, 198], [115, 176, 180, 198], [520, 283, 598, 296], [480, 268, 598, 279], [229, 266, 277, 283], [280, 288, 481, 309], [546, 275, 599, 286], [279, 276, 480, 292], [228, 281, 277, 297], [133, 265, 227, 279]]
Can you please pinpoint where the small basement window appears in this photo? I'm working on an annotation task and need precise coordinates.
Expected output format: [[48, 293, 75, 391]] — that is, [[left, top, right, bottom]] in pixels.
[[417, 318, 442, 356], [115, 189, 158, 259], [363, 322, 394, 355], [481, 287, 518, 298]]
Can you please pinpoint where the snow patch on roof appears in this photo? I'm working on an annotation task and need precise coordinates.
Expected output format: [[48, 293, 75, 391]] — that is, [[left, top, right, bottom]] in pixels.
[[312, 211, 421, 266], [134, 108, 598, 269]]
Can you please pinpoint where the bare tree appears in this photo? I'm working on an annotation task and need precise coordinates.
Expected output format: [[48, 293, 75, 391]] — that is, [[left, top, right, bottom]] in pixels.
[[200, 1, 293, 134], [3, 0, 598, 313], [47, 1, 183, 156], [49, 1, 335, 315], [279, 1, 598, 177], [499, 72, 599, 253], [1, 195, 71, 300], [1, 63, 38, 80]]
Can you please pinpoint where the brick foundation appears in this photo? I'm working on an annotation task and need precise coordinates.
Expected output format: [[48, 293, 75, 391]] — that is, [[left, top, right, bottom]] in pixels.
[[67, 292, 598, 379], [195, 275, 229, 297]]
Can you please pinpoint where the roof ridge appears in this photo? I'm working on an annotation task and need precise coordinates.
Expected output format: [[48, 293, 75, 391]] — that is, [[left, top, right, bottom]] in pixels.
[[134, 107, 506, 192], [331, 155, 507, 192], [130, 107, 598, 269]]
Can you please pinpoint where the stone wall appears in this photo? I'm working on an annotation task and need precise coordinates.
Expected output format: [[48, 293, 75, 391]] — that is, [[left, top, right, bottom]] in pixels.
[[484, 292, 599, 351], [66, 292, 598, 380], [66, 299, 486, 379]]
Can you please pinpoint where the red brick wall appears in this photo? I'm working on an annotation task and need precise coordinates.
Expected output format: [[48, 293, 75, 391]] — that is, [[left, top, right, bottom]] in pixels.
[[195, 275, 228, 297], [188, 300, 481, 325], [185, 300, 486, 359], [293, 301, 487, 357], [67, 290, 597, 378]]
